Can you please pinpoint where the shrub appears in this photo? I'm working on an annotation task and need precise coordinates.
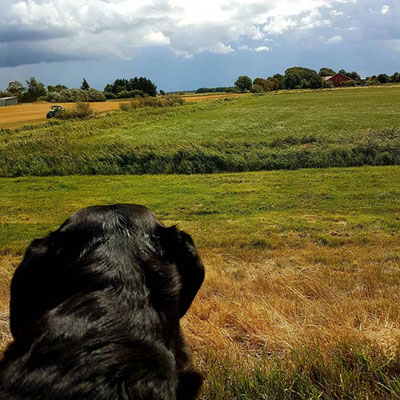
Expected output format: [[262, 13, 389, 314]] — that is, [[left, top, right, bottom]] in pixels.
[[250, 84, 264, 93], [55, 102, 94, 120], [323, 80, 334, 88], [120, 95, 184, 110], [87, 88, 106, 102], [225, 87, 240, 93], [104, 92, 116, 99], [340, 80, 357, 87], [46, 88, 105, 102]]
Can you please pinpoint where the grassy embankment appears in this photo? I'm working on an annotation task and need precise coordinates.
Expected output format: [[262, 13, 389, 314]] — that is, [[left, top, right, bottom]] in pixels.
[[1, 86, 400, 176], [1, 166, 400, 399]]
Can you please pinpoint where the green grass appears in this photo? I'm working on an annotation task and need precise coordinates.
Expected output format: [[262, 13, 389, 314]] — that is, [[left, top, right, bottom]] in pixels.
[[1, 166, 400, 399], [1, 166, 400, 398], [1, 165, 400, 251], [1, 86, 400, 176]]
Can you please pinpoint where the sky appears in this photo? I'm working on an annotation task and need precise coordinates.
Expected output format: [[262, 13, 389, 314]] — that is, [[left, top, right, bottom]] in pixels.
[[0, 0, 399, 92]]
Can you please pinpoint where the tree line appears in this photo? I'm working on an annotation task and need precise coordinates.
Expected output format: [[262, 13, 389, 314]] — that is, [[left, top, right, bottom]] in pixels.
[[234, 67, 400, 93], [0, 78, 106, 103], [0, 76, 160, 103], [193, 67, 400, 95]]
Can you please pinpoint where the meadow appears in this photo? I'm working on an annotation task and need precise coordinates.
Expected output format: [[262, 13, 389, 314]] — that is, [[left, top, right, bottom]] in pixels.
[[1, 166, 400, 399], [1, 86, 400, 176]]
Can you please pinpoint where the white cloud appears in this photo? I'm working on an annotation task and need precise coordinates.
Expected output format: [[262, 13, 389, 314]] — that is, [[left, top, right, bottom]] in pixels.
[[254, 46, 270, 52], [0, 0, 398, 67], [264, 17, 298, 35], [327, 35, 343, 44]]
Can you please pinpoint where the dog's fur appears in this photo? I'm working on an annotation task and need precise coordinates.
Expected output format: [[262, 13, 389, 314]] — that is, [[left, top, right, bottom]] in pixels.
[[0, 204, 204, 400]]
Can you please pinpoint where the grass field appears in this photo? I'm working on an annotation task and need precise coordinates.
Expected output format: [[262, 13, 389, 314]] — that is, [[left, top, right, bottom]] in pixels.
[[0, 93, 239, 130], [1, 86, 400, 176], [1, 166, 400, 398]]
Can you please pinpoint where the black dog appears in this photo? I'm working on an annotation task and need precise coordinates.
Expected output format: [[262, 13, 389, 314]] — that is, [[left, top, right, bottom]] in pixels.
[[0, 204, 204, 399]]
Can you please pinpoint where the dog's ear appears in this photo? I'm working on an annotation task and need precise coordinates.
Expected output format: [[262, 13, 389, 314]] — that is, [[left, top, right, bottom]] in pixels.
[[10, 238, 54, 338], [161, 227, 205, 318]]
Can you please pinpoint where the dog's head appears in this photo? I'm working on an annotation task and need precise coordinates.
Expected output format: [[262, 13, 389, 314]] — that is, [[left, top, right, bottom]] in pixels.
[[10, 204, 205, 339]]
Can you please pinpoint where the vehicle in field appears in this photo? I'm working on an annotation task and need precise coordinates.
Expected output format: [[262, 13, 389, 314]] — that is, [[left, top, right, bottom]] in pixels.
[[46, 105, 64, 118]]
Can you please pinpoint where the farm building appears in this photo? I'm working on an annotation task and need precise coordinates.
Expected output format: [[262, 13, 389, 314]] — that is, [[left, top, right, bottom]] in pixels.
[[0, 97, 18, 106], [323, 73, 352, 87]]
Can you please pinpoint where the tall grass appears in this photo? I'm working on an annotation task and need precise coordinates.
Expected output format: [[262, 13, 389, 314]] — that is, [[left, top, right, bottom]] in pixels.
[[119, 95, 184, 110], [55, 102, 95, 120], [1, 87, 400, 176]]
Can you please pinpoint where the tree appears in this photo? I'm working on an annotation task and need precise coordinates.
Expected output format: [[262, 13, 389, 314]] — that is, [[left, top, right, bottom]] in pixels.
[[159, 90, 166, 95], [7, 81, 25, 97], [390, 72, 400, 83], [338, 69, 361, 83], [319, 68, 336, 77], [234, 76, 252, 92], [104, 77, 157, 97], [24, 77, 46, 102], [253, 78, 269, 91], [272, 73, 285, 89], [378, 74, 390, 84], [284, 67, 323, 90], [250, 84, 264, 93], [48, 84, 68, 92], [81, 78, 90, 91]]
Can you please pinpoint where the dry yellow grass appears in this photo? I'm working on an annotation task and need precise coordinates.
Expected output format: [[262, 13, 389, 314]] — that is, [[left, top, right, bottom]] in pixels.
[[0, 101, 127, 129], [2, 242, 399, 375], [184, 244, 400, 366]]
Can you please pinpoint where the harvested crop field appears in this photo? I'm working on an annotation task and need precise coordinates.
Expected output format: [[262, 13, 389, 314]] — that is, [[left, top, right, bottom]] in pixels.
[[0, 101, 127, 129]]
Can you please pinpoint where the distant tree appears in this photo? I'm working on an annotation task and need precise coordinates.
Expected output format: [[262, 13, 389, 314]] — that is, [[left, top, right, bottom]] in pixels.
[[348, 71, 361, 83], [0, 90, 12, 98], [365, 76, 380, 86], [81, 78, 90, 91], [48, 84, 68, 92], [337, 69, 361, 83], [253, 78, 270, 92], [225, 87, 240, 93], [7, 81, 25, 97], [273, 73, 285, 89], [284, 67, 323, 89], [266, 77, 280, 91], [390, 72, 400, 83], [319, 68, 336, 77], [284, 71, 302, 89], [235, 75, 252, 92], [103, 84, 114, 93], [159, 90, 166, 95], [378, 74, 390, 84], [23, 77, 46, 102], [250, 84, 264, 93], [104, 77, 157, 97]]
